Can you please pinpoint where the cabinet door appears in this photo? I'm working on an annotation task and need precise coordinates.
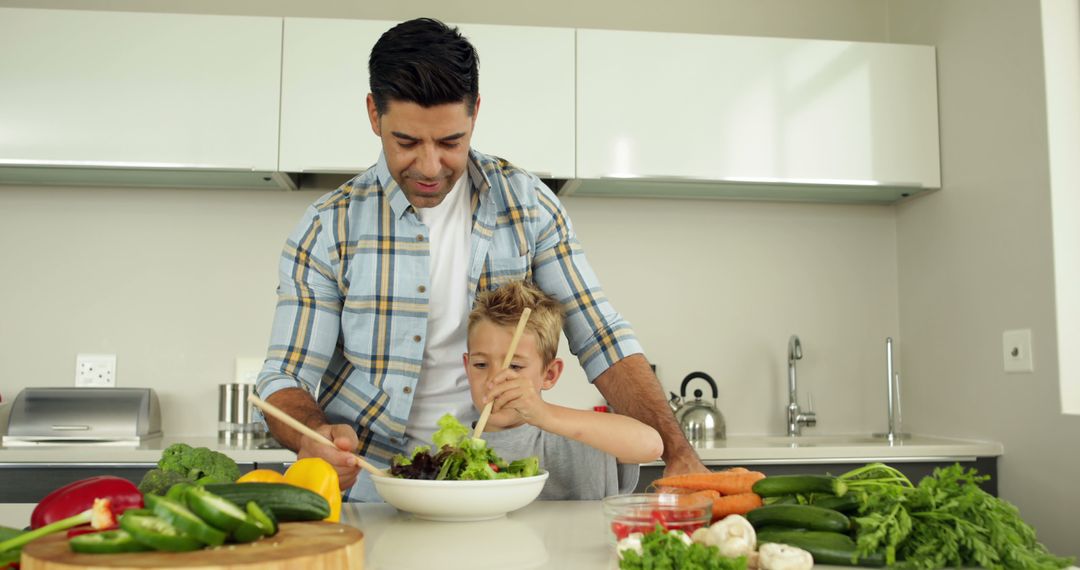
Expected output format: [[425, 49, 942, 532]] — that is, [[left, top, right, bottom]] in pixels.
[[0, 9, 281, 172], [576, 29, 940, 190], [457, 24, 575, 178], [280, 19, 575, 179], [279, 18, 389, 174]]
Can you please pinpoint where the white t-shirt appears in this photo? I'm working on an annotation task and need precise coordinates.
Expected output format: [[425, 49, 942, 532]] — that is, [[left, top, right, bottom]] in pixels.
[[404, 174, 477, 449]]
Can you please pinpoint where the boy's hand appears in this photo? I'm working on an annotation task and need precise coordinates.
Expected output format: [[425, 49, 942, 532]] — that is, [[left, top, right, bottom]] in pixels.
[[485, 368, 549, 426]]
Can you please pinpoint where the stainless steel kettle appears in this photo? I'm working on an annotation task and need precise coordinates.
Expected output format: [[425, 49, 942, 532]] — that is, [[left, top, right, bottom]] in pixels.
[[676, 371, 726, 446]]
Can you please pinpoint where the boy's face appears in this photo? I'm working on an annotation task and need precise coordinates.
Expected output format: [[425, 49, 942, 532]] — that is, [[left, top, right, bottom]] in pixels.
[[464, 319, 560, 428]]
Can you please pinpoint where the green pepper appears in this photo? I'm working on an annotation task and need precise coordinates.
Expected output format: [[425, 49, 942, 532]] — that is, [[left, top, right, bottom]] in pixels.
[[119, 512, 202, 552], [166, 482, 196, 503], [245, 501, 277, 537], [69, 530, 152, 554], [230, 519, 263, 543], [145, 494, 226, 547], [184, 486, 248, 532]]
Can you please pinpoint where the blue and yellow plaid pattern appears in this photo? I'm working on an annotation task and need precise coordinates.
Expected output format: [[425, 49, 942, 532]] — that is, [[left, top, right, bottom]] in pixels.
[[256, 149, 642, 464]]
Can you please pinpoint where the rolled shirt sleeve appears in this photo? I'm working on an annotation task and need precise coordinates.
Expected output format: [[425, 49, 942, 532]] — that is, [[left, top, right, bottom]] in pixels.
[[529, 183, 643, 382], [256, 203, 345, 404]]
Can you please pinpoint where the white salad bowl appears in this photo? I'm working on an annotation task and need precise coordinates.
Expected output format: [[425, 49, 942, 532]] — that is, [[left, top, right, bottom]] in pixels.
[[372, 470, 549, 522]]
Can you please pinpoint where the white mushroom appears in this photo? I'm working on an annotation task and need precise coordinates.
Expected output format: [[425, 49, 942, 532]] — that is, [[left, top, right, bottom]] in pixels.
[[615, 532, 644, 559], [668, 529, 693, 546], [691, 514, 757, 558], [757, 542, 813, 570]]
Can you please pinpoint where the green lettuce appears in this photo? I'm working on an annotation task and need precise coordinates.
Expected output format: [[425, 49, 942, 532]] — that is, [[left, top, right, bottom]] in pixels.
[[412, 413, 539, 480], [432, 414, 470, 449]]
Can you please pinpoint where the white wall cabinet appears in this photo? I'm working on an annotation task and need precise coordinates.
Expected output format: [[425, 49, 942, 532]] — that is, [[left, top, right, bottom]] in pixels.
[[279, 19, 575, 179], [0, 9, 285, 189], [568, 29, 941, 202], [0, 10, 940, 202]]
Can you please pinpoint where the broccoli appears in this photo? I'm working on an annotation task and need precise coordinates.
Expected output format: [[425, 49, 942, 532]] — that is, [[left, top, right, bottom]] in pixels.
[[137, 443, 241, 494], [137, 468, 193, 495], [156, 443, 240, 483]]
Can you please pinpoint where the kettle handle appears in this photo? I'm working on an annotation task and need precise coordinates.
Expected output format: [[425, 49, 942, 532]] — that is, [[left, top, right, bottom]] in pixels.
[[680, 371, 718, 399]]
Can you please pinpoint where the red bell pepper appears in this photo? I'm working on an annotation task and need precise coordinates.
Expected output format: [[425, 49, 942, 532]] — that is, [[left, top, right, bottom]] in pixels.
[[30, 476, 142, 530]]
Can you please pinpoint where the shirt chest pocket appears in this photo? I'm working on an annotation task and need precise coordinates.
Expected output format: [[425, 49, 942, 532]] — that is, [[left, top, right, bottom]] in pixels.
[[480, 254, 531, 292]]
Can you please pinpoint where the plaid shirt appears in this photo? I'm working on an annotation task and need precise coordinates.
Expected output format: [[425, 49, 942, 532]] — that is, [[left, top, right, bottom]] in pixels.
[[256, 149, 642, 465]]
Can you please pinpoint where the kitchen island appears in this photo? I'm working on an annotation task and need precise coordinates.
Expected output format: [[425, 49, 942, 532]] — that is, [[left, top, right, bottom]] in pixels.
[[1, 502, 1071, 570]]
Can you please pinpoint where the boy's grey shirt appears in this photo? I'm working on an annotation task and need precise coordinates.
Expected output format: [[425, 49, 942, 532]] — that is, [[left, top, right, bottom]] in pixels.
[[483, 424, 640, 500]]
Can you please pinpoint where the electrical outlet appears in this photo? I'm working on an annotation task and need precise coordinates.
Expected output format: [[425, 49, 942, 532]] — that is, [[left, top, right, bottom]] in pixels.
[[1002, 329, 1034, 373], [76, 353, 117, 387]]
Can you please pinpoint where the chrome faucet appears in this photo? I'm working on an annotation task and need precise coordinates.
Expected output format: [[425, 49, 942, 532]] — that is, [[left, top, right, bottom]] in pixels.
[[786, 334, 816, 436]]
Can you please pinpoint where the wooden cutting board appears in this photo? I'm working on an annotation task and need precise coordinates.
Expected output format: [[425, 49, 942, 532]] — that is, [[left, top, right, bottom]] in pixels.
[[20, 522, 364, 570]]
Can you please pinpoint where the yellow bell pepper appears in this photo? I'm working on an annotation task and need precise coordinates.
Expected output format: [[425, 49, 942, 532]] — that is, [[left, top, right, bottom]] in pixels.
[[237, 469, 286, 484], [284, 457, 342, 523]]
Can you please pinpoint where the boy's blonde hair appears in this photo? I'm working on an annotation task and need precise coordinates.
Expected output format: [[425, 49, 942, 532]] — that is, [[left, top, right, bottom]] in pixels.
[[469, 281, 564, 364]]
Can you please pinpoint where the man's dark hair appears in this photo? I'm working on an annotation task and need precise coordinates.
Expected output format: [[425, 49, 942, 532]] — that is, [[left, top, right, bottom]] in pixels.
[[369, 18, 479, 115]]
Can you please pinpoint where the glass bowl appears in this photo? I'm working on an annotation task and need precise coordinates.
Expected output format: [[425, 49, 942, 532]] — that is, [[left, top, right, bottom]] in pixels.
[[601, 493, 713, 545]]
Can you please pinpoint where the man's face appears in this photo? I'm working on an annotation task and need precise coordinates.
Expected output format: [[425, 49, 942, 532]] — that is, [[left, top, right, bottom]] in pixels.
[[367, 96, 478, 209]]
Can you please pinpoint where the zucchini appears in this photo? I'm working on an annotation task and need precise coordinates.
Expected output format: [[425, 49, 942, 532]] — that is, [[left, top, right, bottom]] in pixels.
[[752, 474, 847, 497], [811, 493, 861, 513], [756, 527, 885, 567], [746, 504, 850, 532], [202, 482, 330, 522]]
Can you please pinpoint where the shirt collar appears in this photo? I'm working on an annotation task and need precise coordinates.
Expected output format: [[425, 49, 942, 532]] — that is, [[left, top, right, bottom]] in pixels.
[[375, 149, 494, 219]]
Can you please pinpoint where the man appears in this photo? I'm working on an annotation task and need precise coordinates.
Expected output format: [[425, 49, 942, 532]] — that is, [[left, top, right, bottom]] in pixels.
[[256, 17, 704, 501]]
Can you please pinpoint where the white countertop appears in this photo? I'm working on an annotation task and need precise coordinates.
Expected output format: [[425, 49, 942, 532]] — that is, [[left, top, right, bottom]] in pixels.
[[0, 501, 1062, 570], [0, 436, 295, 464], [0, 502, 850, 569], [0, 434, 1001, 466], [679, 433, 1003, 465]]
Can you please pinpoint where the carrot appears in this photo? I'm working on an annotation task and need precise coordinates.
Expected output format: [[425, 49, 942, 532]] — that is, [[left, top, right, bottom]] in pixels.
[[708, 492, 763, 520], [679, 489, 721, 504], [676, 489, 762, 522], [651, 469, 766, 495]]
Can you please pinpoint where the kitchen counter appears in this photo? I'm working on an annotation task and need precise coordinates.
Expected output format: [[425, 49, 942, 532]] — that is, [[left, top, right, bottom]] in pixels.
[[0, 436, 295, 464], [675, 433, 1003, 465], [0, 433, 1001, 466], [0, 502, 1068, 570], [0, 501, 855, 569]]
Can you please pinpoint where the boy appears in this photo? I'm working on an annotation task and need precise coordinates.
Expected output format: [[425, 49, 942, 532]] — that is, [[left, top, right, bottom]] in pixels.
[[464, 281, 664, 499]]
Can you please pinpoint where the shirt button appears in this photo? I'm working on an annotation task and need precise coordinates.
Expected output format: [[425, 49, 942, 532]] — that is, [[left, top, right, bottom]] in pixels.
[[418, 285, 426, 293], [403, 386, 412, 394], [413, 335, 421, 342], [416, 234, 425, 242]]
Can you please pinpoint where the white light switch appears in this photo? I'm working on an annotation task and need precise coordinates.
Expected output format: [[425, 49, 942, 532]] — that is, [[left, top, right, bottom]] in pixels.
[[1003, 329, 1034, 373], [234, 357, 264, 384]]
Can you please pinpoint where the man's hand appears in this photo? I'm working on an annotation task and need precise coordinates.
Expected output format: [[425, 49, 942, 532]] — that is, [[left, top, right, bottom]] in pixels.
[[594, 354, 708, 476], [265, 388, 363, 490], [484, 369, 550, 426], [298, 424, 362, 490]]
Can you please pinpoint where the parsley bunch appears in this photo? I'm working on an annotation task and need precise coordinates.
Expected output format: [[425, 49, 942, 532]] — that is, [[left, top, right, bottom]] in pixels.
[[844, 463, 1073, 570], [618, 527, 747, 570]]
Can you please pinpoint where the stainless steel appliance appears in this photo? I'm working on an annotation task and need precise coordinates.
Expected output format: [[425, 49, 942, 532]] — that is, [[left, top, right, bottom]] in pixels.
[[675, 371, 726, 445], [218, 383, 265, 442], [2, 387, 162, 446]]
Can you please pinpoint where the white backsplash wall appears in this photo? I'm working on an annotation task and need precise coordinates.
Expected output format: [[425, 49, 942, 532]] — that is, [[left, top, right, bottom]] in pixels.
[[545, 197, 900, 437], [0, 186, 899, 437]]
